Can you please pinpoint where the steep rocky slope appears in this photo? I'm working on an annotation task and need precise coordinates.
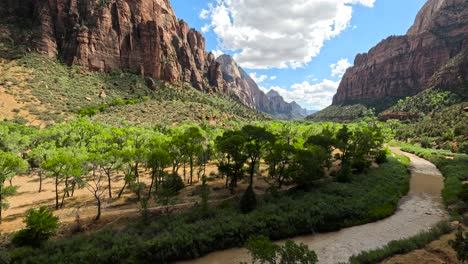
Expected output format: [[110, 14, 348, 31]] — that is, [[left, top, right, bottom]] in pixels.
[[332, 0, 468, 106], [217, 55, 309, 119], [1, 0, 309, 120], [2, 0, 224, 92]]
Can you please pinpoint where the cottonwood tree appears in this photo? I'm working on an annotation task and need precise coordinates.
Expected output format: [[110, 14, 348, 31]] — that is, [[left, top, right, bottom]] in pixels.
[[146, 148, 171, 198], [181, 126, 204, 185], [216, 131, 248, 193], [0, 151, 27, 223], [82, 164, 106, 221], [264, 140, 295, 188], [242, 125, 275, 187], [41, 149, 84, 210]]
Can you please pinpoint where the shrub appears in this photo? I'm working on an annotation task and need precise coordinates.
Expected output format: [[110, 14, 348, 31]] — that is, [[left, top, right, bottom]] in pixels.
[[458, 184, 468, 205], [375, 149, 389, 164], [245, 235, 318, 264], [0, 248, 10, 264], [336, 163, 352, 183], [12, 207, 59, 247], [350, 221, 452, 264], [240, 185, 257, 213], [449, 229, 468, 263]]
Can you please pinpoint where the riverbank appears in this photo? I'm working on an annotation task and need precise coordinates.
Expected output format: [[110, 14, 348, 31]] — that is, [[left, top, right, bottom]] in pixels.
[[182, 149, 447, 264]]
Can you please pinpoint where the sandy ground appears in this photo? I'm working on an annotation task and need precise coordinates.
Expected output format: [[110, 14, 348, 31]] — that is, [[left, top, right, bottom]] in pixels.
[[0, 163, 276, 234], [180, 148, 448, 264]]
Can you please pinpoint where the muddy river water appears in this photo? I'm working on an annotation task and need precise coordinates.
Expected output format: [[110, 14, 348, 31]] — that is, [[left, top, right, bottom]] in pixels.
[[180, 148, 447, 264]]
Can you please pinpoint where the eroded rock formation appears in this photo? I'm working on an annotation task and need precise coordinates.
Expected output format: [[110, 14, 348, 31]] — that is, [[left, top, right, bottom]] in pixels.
[[7, 0, 224, 92], [333, 0, 468, 105]]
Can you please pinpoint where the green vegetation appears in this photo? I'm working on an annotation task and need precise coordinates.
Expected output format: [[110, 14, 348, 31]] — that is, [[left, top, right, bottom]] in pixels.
[[245, 235, 318, 264], [0, 118, 410, 263], [9, 154, 408, 263], [398, 143, 468, 208], [387, 89, 464, 114], [307, 104, 374, 122], [449, 228, 468, 263], [12, 207, 59, 247], [349, 221, 452, 264], [0, 53, 267, 126]]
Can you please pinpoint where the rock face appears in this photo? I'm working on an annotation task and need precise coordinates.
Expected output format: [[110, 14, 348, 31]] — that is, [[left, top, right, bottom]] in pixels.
[[217, 55, 309, 119], [333, 0, 468, 105], [8, 0, 224, 92], [3, 0, 310, 119]]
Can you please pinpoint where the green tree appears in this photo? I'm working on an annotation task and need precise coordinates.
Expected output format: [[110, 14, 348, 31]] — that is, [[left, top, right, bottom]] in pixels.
[[41, 149, 84, 210], [216, 131, 248, 193], [242, 125, 275, 187], [0, 151, 27, 223], [146, 148, 171, 198], [264, 141, 295, 188], [288, 146, 328, 189], [12, 207, 59, 247]]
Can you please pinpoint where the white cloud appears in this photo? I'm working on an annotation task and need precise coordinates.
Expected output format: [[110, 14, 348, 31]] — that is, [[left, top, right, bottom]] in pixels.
[[262, 79, 340, 110], [330, 58, 352, 77], [201, 0, 375, 69], [211, 49, 224, 58], [270, 76, 277, 81], [249, 72, 269, 83]]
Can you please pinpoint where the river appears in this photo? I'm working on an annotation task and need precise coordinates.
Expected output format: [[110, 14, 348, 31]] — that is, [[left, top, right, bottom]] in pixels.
[[179, 148, 447, 264]]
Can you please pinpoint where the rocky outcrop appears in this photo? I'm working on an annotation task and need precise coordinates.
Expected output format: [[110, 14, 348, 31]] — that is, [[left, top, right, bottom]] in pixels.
[[217, 55, 308, 119], [333, 0, 468, 105], [7, 0, 224, 92]]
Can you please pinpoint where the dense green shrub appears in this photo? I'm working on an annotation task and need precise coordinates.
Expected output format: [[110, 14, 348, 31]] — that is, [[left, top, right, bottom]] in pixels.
[[12, 207, 59, 247], [245, 235, 318, 264], [375, 149, 389, 164]]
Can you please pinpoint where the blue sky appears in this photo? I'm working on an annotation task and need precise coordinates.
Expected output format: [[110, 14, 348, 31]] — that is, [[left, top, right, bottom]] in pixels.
[[170, 0, 427, 110]]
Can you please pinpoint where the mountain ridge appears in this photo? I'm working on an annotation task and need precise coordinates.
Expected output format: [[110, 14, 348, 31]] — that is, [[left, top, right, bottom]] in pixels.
[[332, 0, 468, 107]]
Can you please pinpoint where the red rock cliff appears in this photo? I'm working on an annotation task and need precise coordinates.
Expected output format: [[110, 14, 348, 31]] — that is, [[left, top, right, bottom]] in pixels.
[[18, 0, 224, 92], [333, 0, 468, 105]]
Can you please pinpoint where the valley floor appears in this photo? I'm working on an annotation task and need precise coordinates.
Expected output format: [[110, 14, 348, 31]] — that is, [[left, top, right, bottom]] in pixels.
[[179, 148, 448, 264]]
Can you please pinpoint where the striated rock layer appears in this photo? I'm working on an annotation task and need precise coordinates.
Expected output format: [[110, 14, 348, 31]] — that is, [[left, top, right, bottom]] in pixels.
[[333, 0, 468, 105], [3, 0, 310, 119], [6, 0, 224, 92]]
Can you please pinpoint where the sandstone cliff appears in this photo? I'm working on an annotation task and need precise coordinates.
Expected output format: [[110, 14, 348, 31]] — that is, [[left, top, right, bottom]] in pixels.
[[4, 0, 224, 92], [333, 0, 468, 105], [217, 55, 308, 119]]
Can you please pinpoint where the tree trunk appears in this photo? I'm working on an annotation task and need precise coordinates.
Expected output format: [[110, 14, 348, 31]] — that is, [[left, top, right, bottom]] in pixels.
[[60, 187, 67, 208], [55, 175, 59, 210], [64, 177, 70, 197], [148, 169, 156, 198], [189, 156, 193, 185], [95, 194, 101, 221], [118, 182, 127, 198], [38, 170, 43, 193], [71, 181, 76, 197], [249, 158, 256, 186], [106, 169, 112, 198]]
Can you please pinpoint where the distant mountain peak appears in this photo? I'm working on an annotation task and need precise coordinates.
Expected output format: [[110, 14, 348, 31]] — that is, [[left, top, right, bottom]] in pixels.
[[266, 89, 281, 98]]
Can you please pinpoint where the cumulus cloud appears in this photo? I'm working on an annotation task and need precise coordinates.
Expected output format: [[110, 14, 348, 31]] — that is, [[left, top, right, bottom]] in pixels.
[[270, 76, 277, 81], [201, 0, 375, 69], [262, 79, 340, 110], [249, 72, 269, 83], [330, 58, 352, 77]]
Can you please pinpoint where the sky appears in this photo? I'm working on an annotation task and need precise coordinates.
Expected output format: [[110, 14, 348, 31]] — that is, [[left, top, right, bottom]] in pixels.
[[170, 0, 427, 110]]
